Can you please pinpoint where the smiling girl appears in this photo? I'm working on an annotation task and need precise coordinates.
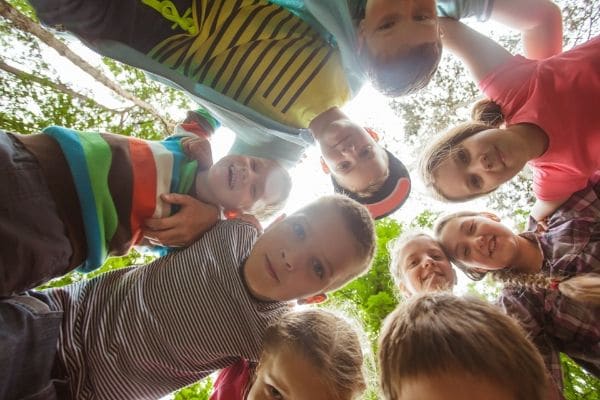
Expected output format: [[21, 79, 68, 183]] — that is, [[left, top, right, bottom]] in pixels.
[[420, 18, 600, 222]]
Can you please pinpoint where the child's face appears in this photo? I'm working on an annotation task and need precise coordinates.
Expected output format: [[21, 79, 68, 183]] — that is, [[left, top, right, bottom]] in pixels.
[[390, 372, 514, 400], [243, 204, 364, 302], [248, 346, 332, 400], [438, 214, 518, 272], [358, 0, 438, 61], [397, 236, 455, 295], [433, 129, 526, 200], [205, 155, 288, 212], [318, 120, 388, 193]]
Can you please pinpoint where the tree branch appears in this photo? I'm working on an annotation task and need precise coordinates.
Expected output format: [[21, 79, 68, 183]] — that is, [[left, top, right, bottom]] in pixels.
[[0, 0, 174, 132]]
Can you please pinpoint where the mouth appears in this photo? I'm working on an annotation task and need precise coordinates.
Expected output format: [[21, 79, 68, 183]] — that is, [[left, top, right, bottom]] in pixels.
[[422, 271, 446, 290], [494, 146, 506, 167], [488, 236, 497, 257], [265, 255, 279, 283], [228, 165, 235, 190]]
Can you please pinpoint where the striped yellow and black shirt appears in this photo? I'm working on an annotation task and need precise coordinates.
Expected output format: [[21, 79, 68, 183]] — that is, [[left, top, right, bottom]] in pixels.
[[140, 0, 350, 128]]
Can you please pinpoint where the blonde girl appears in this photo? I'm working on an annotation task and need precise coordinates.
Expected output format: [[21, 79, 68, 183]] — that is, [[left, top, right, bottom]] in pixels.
[[210, 309, 368, 400], [388, 233, 456, 296], [420, 17, 600, 222]]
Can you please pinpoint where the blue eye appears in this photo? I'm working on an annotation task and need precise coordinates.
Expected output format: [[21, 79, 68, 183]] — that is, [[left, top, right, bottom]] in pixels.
[[292, 223, 305, 239], [312, 260, 325, 279]]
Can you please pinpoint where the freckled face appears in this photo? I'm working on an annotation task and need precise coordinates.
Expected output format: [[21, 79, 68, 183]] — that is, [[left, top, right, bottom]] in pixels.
[[397, 236, 455, 294], [433, 129, 525, 200], [438, 215, 519, 272], [243, 205, 364, 302]]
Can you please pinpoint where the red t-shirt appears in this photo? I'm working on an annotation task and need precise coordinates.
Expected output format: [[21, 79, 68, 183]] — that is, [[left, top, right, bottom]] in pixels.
[[210, 358, 252, 400], [479, 36, 600, 201]]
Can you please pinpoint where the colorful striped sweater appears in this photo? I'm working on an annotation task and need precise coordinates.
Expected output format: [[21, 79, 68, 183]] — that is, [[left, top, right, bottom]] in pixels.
[[17, 110, 219, 273]]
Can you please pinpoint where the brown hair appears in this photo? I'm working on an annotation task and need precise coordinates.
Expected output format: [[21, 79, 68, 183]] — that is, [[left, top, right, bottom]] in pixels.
[[305, 195, 376, 282], [259, 309, 367, 400], [471, 98, 505, 128], [250, 162, 293, 220], [378, 293, 548, 400], [434, 212, 600, 304], [419, 122, 499, 202], [366, 41, 443, 97]]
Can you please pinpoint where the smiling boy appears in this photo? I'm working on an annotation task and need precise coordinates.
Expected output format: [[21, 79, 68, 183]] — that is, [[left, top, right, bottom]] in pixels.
[[0, 195, 375, 399]]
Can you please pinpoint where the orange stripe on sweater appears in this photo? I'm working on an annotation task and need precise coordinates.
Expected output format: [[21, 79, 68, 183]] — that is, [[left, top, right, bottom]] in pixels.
[[129, 139, 158, 245]]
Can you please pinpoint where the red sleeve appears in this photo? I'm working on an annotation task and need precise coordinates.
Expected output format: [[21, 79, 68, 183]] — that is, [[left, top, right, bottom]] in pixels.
[[210, 358, 252, 400]]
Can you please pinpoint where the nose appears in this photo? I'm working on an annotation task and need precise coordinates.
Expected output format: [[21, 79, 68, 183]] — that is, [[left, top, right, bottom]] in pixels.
[[474, 236, 486, 251], [281, 249, 294, 271], [340, 142, 356, 156], [479, 153, 494, 171]]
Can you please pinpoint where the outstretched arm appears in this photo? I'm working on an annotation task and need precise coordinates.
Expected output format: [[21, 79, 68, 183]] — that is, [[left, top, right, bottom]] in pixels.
[[439, 17, 513, 83], [491, 0, 563, 59], [530, 197, 569, 224]]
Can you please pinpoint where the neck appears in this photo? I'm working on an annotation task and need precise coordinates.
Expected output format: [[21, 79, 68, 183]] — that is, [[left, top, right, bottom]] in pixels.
[[509, 235, 543, 274], [193, 170, 218, 205], [509, 123, 549, 160], [309, 106, 345, 141]]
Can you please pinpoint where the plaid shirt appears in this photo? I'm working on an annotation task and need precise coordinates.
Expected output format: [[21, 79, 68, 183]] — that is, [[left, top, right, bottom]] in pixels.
[[499, 172, 600, 396]]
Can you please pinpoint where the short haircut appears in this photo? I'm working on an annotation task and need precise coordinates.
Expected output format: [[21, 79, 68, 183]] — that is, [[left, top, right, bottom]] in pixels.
[[378, 293, 548, 400], [304, 195, 376, 282], [419, 122, 496, 202], [251, 162, 292, 220], [366, 41, 443, 97], [260, 309, 367, 400]]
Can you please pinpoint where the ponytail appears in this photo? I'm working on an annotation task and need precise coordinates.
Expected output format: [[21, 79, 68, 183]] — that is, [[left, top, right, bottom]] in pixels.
[[494, 270, 600, 305], [471, 99, 505, 128]]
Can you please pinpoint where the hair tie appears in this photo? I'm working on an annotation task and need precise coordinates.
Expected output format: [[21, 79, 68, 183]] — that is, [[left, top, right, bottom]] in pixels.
[[549, 279, 560, 291]]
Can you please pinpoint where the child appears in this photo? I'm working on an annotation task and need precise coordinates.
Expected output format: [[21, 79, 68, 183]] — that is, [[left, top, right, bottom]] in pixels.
[[420, 18, 600, 222], [29, 0, 411, 219], [210, 309, 367, 400], [433, 174, 600, 390], [0, 194, 376, 399], [270, 0, 562, 95], [388, 232, 456, 295], [378, 293, 549, 400], [0, 109, 292, 296]]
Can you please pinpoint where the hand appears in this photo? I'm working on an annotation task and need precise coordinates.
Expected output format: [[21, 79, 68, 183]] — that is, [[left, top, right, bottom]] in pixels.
[[181, 136, 213, 170], [143, 193, 219, 247]]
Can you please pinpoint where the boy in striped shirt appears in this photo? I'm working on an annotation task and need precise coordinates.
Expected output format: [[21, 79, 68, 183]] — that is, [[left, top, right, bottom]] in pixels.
[[0, 109, 292, 296], [0, 195, 376, 400]]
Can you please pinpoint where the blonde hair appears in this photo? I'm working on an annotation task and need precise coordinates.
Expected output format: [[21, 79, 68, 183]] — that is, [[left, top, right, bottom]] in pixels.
[[378, 293, 548, 400], [387, 232, 437, 285], [259, 309, 367, 400], [250, 162, 293, 220], [434, 211, 600, 304]]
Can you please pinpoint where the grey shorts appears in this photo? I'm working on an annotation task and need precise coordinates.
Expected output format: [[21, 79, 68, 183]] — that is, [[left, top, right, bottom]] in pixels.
[[0, 131, 73, 296]]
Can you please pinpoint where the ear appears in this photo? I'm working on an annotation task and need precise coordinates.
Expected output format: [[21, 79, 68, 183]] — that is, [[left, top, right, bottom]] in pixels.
[[297, 293, 327, 305], [479, 211, 500, 222], [319, 156, 331, 174], [364, 127, 380, 142]]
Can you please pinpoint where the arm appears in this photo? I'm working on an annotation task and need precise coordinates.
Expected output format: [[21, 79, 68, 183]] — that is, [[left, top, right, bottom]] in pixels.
[[490, 0, 563, 59], [439, 18, 513, 83], [530, 197, 569, 223]]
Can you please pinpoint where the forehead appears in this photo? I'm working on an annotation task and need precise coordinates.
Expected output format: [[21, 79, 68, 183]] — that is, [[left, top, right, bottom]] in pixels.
[[260, 347, 333, 400], [401, 236, 443, 258]]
